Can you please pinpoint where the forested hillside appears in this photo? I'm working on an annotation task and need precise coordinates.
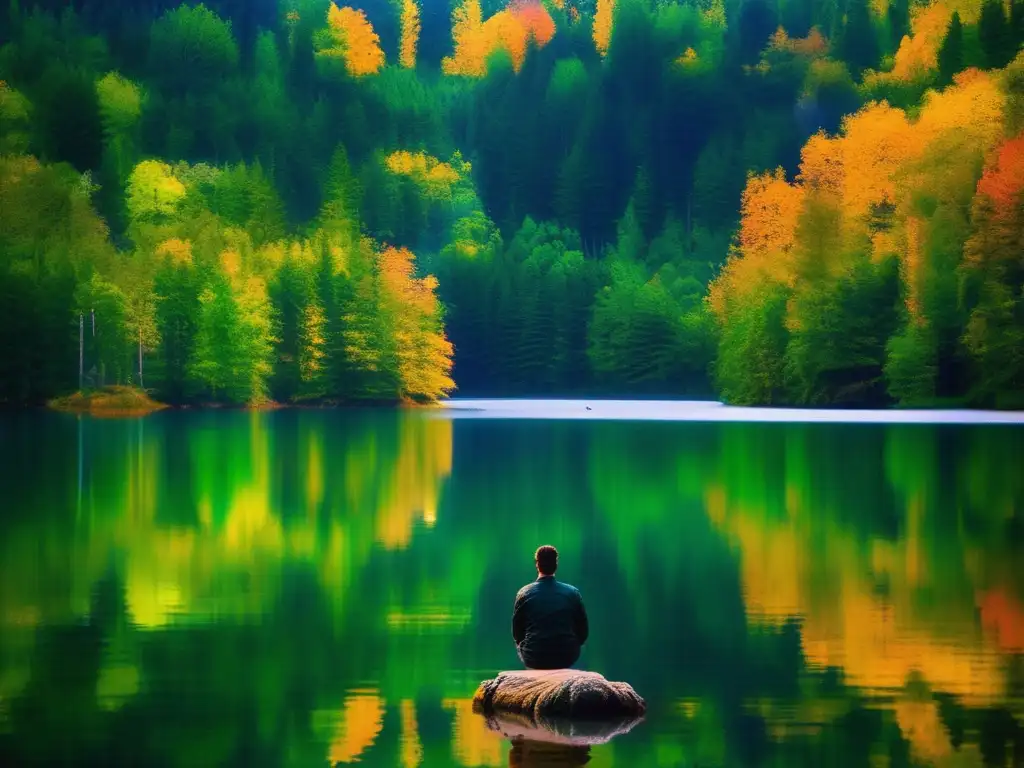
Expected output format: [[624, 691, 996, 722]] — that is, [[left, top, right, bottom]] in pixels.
[[1, 0, 1022, 407]]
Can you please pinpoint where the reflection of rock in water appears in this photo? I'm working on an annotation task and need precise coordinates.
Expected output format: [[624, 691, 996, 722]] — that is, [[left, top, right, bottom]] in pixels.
[[482, 710, 645, 768], [508, 739, 591, 767]]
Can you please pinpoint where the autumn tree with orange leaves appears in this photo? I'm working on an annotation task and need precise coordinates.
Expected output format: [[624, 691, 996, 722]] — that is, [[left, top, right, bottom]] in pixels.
[[378, 246, 455, 400], [709, 63, 1022, 407], [442, 0, 556, 76], [321, 3, 385, 77], [961, 133, 1024, 406]]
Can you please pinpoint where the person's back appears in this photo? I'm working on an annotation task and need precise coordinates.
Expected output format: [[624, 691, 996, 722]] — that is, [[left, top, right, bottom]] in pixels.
[[512, 545, 589, 669]]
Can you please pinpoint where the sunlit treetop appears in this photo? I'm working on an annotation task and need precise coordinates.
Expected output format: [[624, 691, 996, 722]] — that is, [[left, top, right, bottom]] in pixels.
[[797, 131, 844, 197], [702, 0, 726, 29], [96, 72, 143, 135], [838, 102, 918, 218], [127, 160, 186, 222], [767, 26, 828, 58], [736, 167, 805, 264], [915, 68, 1005, 148], [512, 0, 556, 49], [974, 132, 1024, 217], [593, 0, 615, 56], [321, 3, 385, 77], [383, 149, 478, 213], [442, 0, 486, 76], [676, 46, 699, 67], [377, 245, 456, 400], [707, 168, 804, 315], [399, 0, 420, 69], [442, 0, 556, 75], [155, 238, 194, 267], [384, 150, 465, 199], [872, 3, 955, 83], [865, 0, 984, 87], [0, 80, 31, 154]]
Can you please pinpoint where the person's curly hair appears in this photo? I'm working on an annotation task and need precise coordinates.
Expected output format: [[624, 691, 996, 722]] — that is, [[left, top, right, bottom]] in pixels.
[[534, 545, 558, 576]]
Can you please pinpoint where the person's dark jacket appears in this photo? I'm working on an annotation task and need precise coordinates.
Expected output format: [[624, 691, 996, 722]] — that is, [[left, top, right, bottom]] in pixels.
[[511, 575, 589, 669]]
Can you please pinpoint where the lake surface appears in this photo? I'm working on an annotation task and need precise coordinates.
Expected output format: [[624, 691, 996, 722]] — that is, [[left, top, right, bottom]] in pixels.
[[0, 402, 1022, 767]]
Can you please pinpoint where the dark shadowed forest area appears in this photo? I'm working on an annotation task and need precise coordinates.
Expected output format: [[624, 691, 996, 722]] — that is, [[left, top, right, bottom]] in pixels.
[[1, 0, 1022, 408]]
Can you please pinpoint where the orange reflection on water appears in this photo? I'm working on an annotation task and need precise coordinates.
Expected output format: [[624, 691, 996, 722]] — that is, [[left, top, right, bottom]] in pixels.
[[400, 699, 423, 767], [328, 691, 385, 764], [704, 477, 1011, 707], [976, 588, 1024, 653], [893, 698, 952, 764], [442, 698, 504, 767]]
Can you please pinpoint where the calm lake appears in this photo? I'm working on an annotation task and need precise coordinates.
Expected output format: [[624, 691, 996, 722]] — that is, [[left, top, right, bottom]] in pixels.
[[1, 402, 1022, 767]]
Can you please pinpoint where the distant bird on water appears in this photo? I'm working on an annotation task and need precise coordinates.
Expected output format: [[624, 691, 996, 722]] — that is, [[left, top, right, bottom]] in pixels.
[[585, 406, 592, 411]]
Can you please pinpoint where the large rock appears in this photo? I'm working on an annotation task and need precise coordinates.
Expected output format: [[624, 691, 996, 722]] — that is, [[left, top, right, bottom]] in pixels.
[[472, 669, 646, 721]]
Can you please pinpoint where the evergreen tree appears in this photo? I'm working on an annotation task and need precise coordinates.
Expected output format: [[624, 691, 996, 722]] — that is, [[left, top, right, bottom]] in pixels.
[[979, 0, 1013, 70], [937, 12, 965, 87], [886, 0, 909, 52], [153, 258, 201, 404], [839, 0, 881, 76], [1012, 0, 1024, 48]]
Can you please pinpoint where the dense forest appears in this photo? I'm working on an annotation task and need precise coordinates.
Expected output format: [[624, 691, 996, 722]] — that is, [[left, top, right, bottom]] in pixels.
[[0, 0, 1021, 408]]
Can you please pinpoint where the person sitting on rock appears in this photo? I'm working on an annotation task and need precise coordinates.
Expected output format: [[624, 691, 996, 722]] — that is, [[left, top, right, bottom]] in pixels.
[[511, 545, 589, 670]]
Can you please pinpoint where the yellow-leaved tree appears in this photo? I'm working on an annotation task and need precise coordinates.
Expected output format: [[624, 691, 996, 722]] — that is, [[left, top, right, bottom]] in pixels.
[[442, 0, 487, 76], [377, 246, 455, 400], [593, 0, 615, 56], [707, 168, 804, 317], [399, 0, 420, 69], [324, 3, 385, 77], [442, 0, 555, 75]]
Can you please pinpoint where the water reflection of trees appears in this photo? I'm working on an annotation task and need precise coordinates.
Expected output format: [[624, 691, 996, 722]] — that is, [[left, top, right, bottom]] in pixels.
[[0, 415, 1021, 765], [0, 410, 462, 766], [587, 420, 1024, 765]]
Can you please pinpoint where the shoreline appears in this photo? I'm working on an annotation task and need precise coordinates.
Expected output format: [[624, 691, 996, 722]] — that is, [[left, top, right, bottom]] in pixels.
[[4, 391, 1021, 420], [36, 387, 447, 418]]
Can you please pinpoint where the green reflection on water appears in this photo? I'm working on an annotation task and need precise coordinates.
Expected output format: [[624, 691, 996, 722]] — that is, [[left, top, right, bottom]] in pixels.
[[0, 410, 1021, 767]]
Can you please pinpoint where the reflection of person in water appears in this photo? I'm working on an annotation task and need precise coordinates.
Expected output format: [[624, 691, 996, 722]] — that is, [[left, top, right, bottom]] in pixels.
[[512, 545, 589, 669]]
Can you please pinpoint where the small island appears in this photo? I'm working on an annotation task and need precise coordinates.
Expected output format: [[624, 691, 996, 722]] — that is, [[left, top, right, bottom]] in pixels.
[[47, 386, 168, 417]]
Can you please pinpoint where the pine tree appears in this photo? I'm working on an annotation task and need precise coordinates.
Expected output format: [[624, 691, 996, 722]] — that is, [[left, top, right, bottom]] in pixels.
[[320, 144, 362, 235], [839, 0, 881, 75], [937, 12, 964, 87], [979, 0, 1013, 70], [1012, 0, 1024, 48]]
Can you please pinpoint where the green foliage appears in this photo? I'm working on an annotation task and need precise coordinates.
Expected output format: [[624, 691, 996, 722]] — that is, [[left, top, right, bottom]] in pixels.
[[149, 4, 240, 94], [75, 274, 133, 387], [714, 283, 789, 405], [0, 82, 31, 154], [96, 72, 143, 136], [885, 321, 939, 406], [152, 255, 202, 403], [187, 272, 274, 404], [126, 160, 186, 223], [786, 258, 899, 406]]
